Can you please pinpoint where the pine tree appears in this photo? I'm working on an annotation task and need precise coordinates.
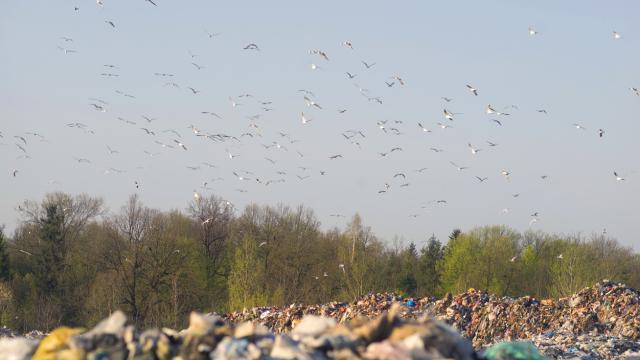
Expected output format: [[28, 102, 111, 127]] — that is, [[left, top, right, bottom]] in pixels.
[[418, 235, 443, 296], [0, 228, 10, 281]]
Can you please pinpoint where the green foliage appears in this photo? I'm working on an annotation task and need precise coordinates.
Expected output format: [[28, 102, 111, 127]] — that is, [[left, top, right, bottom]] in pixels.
[[2, 192, 640, 330], [0, 228, 10, 281], [227, 234, 267, 311]]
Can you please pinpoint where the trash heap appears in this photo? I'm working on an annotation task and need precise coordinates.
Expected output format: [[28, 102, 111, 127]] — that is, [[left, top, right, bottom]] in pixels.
[[2, 280, 640, 359], [426, 280, 640, 348], [0, 304, 492, 359]]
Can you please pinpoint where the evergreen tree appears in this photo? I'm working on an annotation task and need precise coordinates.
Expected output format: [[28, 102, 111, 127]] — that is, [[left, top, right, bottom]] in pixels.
[[0, 227, 10, 281], [35, 205, 65, 297], [399, 242, 418, 296], [417, 235, 443, 296]]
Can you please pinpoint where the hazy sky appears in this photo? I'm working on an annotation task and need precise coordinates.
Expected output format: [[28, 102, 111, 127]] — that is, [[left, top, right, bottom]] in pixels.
[[1, 0, 639, 248]]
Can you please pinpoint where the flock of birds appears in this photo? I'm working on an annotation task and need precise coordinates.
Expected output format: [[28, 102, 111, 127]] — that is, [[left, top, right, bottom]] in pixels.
[[2, 1, 638, 248]]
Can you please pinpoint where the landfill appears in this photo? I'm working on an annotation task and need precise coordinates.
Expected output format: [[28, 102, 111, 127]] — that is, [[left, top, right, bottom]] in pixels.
[[0, 280, 639, 359]]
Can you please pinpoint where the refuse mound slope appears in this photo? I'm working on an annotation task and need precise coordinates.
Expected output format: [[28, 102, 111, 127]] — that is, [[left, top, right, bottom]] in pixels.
[[1, 280, 639, 359]]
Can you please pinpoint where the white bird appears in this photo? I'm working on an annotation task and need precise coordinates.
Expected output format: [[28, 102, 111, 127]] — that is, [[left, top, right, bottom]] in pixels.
[[450, 162, 468, 171], [174, 139, 187, 150], [339, 264, 345, 273], [193, 191, 201, 202], [528, 27, 538, 36], [342, 41, 353, 49], [486, 104, 508, 116], [301, 112, 311, 124], [417, 123, 431, 133], [613, 31, 622, 40], [11, 169, 18, 177], [557, 254, 564, 259], [529, 218, 538, 227], [614, 171, 625, 181], [466, 84, 478, 96], [510, 256, 517, 262], [468, 143, 481, 155], [259, 241, 267, 247], [443, 109, 455, 121], [572, 123, 587, 130]]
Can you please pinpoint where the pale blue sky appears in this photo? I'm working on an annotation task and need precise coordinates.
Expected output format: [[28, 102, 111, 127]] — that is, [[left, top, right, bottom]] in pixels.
[[1, 0, 639, 247]]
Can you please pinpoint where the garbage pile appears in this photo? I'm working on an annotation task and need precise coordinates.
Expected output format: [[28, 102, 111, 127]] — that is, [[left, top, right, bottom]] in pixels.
[[0, 304, 495, 359], [1, 280, 640, 359], [426, 280, 640, 347]]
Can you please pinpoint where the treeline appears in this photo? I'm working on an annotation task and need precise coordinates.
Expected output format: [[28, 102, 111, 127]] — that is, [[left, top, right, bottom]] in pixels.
[[0, 192, 638, 331]]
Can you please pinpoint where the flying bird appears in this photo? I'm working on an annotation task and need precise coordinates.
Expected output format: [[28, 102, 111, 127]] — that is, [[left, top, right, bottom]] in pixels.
[[361, 61, 376, 69], [528, 27, 538, 36], [614, 171, 625, 181], [466, 84, 478, 96]]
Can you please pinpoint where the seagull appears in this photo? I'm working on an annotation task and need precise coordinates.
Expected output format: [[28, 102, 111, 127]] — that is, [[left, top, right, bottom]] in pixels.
[[466, 84, 478, 96], [140, 128, 155, 136], [329, 154, 343, 159], [614, 171, 625, 181], [492, 119, 502, 126], [205, 30, 221, 38], [501, 170, 511, 179], [443, 109, 455, 121], [430, 147, 443, 153], [631, 87, 640, 96], [557, 254, 563, 259], [414, 167, 428, 173], [174, 139, 187, 150], [191, 62, 204, 70], [187, 87, 200, 95], [14, 136, 27, 145], [437, 122, 452, 129], [346, 72, 357, 79], [417, 123, 431, 133], [536, 109, 548, 114], [487, 141, 498, 147], [598, 129, 605, 138], [243, 43, 260, 50], [142, 115, 156, 123], [442, 97, 453, 102], [613, 31, 622, 40], [528, 27, 538, 36], [105, 20, 116, 28], [303, 96, 322, 109], [106, 145, 118, 154], [572, 123, 587, 130], [475, 176, 488, 182], [486, 105, 508, 116], [226, 149, 239, 159], [394, 173, 406, 179], [259, 241, 267, 247], [342, 41, 354, 49], [450, 161, 467, 171], [385, 81, 395, 88], [392, 75, 405, 86], [468, 143, 481, 155], [301, 112, 311, 124], [144, 0, 158, 6], [96, 0, 103, 7], [73, 157, 91, 163], [12, 169, 18, 177], [361, 61, 376, 69]]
